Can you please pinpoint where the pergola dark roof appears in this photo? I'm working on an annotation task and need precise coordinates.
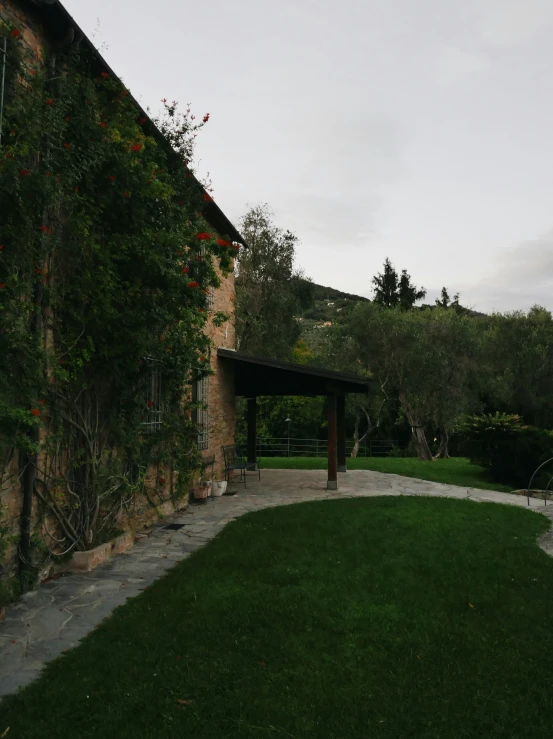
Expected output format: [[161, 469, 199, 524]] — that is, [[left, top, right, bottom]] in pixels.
[[217, 348, 369, 397]]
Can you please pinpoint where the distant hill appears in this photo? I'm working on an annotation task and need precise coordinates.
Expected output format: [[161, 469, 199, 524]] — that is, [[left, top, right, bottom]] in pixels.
[[297, 282, 485, 343], [296, 281, 369, 341]]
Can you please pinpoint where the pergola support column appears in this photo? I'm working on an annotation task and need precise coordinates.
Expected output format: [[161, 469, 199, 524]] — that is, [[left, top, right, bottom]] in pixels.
[[337, 395, 347, 473], [247, 397, 257, 470], [327, 395, 338, 490]]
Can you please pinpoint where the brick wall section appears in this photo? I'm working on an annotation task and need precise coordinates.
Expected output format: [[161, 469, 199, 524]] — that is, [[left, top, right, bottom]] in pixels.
[[203, 256, 237, 479], [0, 0, 48, 65], [0, 0, 239, 580]]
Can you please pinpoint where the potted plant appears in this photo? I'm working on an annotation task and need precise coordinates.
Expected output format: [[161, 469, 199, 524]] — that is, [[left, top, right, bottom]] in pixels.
[[193, 481, 210, 500], [211, 481, 228, 497]]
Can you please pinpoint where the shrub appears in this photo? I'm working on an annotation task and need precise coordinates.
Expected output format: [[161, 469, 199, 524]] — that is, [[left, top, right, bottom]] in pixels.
[[456, 413, 553, 488]]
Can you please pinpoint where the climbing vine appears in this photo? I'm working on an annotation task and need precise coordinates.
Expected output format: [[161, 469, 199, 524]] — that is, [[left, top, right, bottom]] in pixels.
[[0, 25, 238, 566]]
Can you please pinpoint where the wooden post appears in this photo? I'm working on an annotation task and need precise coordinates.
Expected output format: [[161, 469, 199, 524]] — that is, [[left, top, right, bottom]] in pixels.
[[327, 395, 338, 490], [247, 396, 257, 470], [337, 395, 347, 473]]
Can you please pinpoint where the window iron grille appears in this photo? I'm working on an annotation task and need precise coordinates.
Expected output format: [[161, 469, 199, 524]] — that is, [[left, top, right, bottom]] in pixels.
[[142, 356, 163, 433], [192, 373, 209, 451]]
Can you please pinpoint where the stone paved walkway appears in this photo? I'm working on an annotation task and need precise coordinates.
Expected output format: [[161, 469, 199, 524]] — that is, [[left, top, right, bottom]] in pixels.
[[1, 468, 553, 698]]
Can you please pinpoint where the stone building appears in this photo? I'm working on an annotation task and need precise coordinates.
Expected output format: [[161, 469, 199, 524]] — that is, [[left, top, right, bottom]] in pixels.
[[0, 0, 244, 582]]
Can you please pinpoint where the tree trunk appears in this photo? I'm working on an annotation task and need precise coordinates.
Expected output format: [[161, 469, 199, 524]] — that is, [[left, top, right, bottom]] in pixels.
[[351, 405, 372, 459], [434, 429, 450, 459], [399, 393, 433, 461]]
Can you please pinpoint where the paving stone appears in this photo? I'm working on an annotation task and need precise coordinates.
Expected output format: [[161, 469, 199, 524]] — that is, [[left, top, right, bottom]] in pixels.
[[0, 668, 44, 698], [26, 607, 73, 642], [25, 638, 76, 663]]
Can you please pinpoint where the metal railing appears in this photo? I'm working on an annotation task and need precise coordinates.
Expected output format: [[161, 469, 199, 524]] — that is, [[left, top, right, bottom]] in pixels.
[[245, 437, 396, 458]]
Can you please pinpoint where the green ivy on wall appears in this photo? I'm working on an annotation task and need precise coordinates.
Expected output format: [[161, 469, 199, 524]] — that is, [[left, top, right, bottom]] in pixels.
[[0, 25, 237, 568]]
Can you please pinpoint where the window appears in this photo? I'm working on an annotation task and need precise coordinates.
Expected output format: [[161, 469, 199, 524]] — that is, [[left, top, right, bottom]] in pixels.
[[142, 357, 163, 433], [192, 373, 209, 451], [206, 285, 215, 311]]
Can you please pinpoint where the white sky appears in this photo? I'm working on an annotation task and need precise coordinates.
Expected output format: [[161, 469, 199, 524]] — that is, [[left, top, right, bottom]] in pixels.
[[63, 0, 553, 313]]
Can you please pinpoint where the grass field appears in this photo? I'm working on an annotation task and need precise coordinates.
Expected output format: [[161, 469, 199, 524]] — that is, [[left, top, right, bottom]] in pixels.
[[2, 496, 552, 738], [259, 455, 513, 493]]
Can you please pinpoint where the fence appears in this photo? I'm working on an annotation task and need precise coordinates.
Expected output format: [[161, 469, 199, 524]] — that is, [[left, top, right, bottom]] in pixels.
[[250, 437, 396, 458]]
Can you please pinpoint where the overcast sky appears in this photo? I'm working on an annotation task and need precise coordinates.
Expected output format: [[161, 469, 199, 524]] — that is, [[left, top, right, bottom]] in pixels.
[[63, 0, 553, 313]]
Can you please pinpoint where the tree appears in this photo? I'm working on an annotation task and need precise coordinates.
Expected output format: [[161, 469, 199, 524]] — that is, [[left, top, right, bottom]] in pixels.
[[435, 287, 460, 309], [235, 204, 314, 359], [372, 258, 426, 310], [480, 306, 553, 429], [331, 304, 480, 460]]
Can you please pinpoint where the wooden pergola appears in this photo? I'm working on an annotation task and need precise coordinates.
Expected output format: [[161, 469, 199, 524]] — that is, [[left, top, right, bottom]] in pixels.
[[217, 349, 370, 490]]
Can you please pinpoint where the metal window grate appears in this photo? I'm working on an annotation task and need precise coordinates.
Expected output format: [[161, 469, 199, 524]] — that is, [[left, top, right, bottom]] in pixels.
[[193, 374, 209, 451], [206, 286, 215, 311], [142, 356, 163, 433]]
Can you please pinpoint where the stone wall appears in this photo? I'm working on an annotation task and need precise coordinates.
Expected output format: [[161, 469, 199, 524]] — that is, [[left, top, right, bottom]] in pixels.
[[0, 0, 239, 582], [0, 0, 49, 587], [0, 0, 48, 62], [204, 257, 237, 479]]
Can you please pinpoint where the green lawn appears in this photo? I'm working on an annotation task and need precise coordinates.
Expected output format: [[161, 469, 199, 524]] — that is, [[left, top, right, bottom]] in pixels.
[[2, 497, 553, 738], [260, 455, 513, 493]]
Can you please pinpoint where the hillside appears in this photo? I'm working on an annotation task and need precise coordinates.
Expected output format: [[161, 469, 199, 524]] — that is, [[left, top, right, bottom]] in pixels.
[[297, 282, 485, 344], [297, 281, 370, 342]]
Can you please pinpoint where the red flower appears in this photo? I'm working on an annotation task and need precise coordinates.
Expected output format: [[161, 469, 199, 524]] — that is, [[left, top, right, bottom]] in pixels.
[[109, 175, 116, 181], [19, 168, 30, 177], [11, 29, 20, 38], [181, 267, 189, 273], [35, 268, 42, 275], [99, 121, 107, 128], [30, 70, 36, 76], [161, 98, 167, 103], [0, 284, 6, 289], [101, 72, 109, 79], [196, 232, 211, 241], [233, 244, 240, 250], [63, 143, 71, 149], [46, 171, 51, 177], [123, 191, 130, 198], [65, 116, 70, 122], [203, 113, 210, 123], [138, 117, 147, 125], [216, 239, 230, 247], [0, 245, 3, 250], [200, 356, 206, 361], [186, 281, 199, 288], [203, 192, 213, 202], [147, 400, 153, 408], [196, 255, 202, 262], [40, 399, 46, 404], [30, 409, 41, 417], [177, 250, 183, 256], [74, 186, 79, 192], [131, 143, 142, 152], [45, 98, 53, 105], [40, 225, 49, 233]]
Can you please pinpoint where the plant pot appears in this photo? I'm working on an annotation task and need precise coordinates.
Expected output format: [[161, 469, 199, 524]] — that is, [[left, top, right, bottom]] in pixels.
[[211, 481, 227, 497], [193, 486, 209, 499]]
